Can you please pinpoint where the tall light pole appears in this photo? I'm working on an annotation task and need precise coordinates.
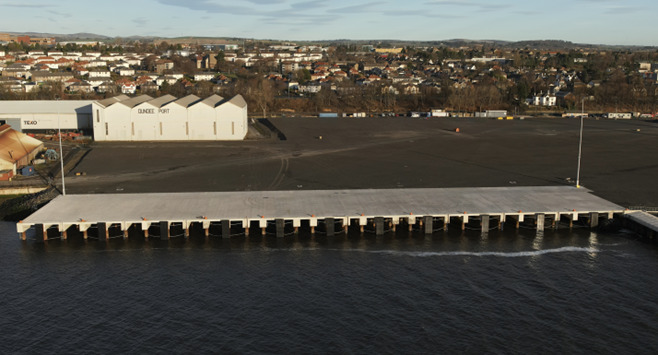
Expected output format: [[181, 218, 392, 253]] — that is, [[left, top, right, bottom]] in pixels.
[[576, 98, 584, 188], [57, 98, 66, 195]]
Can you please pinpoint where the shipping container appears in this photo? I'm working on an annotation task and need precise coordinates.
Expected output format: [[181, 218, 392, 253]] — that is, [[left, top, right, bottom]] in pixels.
[[20, 166, 35, 176], [0, 170, 14, 181]]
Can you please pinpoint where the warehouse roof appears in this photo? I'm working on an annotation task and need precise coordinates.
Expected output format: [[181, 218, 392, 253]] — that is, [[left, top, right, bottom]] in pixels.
[[96, 95, 130, 108], [141, 94, 177, 108], [0, 100, 94, 114], [199, 94, 224, 108], [169, 94, 201, 108], [226, 94, 247, 109], [115, 95, 153, 109]]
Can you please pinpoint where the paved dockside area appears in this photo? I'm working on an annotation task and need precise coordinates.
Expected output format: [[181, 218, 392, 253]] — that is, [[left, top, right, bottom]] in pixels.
[[17, 186, 626, 240]]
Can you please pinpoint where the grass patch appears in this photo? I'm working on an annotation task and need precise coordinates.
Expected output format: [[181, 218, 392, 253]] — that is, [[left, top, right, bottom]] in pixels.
[[0, 194, 23, 203]]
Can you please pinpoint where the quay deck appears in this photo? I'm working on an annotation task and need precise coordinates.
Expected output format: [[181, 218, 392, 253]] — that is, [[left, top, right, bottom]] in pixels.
[[17, 186, 626, 240], [624, 211, 658, 241]]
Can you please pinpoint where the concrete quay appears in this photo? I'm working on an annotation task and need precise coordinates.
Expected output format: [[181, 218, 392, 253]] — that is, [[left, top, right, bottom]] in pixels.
[[623, 211, 658, 242], [17, 186, 626, 241]]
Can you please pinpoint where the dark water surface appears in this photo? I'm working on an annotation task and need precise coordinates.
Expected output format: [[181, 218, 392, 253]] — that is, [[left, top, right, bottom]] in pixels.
[[2, 221, 658, 354]]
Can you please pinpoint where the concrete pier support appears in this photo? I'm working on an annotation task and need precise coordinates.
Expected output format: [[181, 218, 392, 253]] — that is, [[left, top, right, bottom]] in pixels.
[[480, 215, 490, 235], [375, 217, 385, 236], [461, 216, 468, 231], [222, 220, 231, 239], [21, 231, 26, 241], [536, 213, 545, 232], [123, 228, 129, 240], [566, 214, 574, 229], [325, 217, 335, 237], [324, 217, 336, 237], [61, 228, 68, 241], [589, 212, 599, 228], [514, 214, 524, 229], [276, 219, 285, 238], [423, 216, 433, 235], [310, 218, 317, 235], [35, 224, 46, 242], [292, 219, 300, 235], [443, 217, 448, 232], [159, 221, 169, 240], [98, 222, 108, 241]]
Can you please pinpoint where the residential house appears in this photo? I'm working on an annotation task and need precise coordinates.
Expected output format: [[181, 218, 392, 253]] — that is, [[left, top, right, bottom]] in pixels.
[[89, 69, 111, 79], [88, 60, 107, 67], [299, 83, 322, 93], [32, 72, 73, 83], [74, 67, 89, 76], [194, 72, 215, 81], [121, 81, 137, 94], [155, 59, 174, 74], [528, 93, 557, 106], [68, 81, 94, 93], [116, 67, 135, 76], [96, 81, 117, 94], [139, 81, 159, 92], [0, 78, 23, 92]]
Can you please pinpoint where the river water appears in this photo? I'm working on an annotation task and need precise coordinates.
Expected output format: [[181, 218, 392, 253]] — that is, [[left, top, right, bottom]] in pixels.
[[1, 221, 657, 354]]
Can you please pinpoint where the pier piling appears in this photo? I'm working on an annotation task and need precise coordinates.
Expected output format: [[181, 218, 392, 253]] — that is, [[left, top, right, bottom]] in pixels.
[[98, 222, 108, 241], [325, 217, 335, 236], [159, 221, 169, 240], [589, 212, 599, 228], [276, 219, 285, 238], [536, 213, 545, 233], [222, 220, 231, 239], [375, 217, 384, 235], [424, 216, 433, 235], [481, 214, 490, 235], [36, 224, 45, 242]]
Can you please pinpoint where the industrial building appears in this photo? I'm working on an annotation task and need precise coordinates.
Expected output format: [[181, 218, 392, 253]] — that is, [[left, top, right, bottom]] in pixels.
[[0, 100, 94, 134], [91, 94, 248, 141], [0, 124, 44, 175]]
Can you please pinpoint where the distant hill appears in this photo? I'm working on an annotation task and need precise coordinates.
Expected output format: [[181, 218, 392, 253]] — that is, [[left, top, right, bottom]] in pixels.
[[1, 32, 656, 50]]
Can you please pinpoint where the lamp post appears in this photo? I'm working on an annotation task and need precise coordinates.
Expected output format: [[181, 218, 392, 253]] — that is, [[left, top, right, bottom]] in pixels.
[[57, 98, 66, 195], [576, 98, 584, 188]]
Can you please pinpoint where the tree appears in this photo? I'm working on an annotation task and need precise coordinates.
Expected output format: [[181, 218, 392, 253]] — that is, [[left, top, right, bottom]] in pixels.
[[294, 69, 311, 84]]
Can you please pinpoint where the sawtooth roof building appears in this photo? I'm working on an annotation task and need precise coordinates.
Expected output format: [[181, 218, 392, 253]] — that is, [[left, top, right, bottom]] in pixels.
[[91, 94, 248, 141]]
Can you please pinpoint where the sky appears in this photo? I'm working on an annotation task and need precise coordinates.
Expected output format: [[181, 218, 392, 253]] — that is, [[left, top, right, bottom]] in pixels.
[[1, 0, 657, 46]]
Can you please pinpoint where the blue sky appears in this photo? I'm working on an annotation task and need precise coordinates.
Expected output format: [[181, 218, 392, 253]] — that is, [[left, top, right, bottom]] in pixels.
[[1, 0, 656, 45]]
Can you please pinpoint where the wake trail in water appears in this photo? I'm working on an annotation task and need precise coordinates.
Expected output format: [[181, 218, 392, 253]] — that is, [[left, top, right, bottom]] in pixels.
[[324, 246, 599, 258]]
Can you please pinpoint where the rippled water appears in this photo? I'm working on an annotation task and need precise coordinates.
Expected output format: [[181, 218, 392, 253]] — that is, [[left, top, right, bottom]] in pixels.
[[2, 221, 658, 354]]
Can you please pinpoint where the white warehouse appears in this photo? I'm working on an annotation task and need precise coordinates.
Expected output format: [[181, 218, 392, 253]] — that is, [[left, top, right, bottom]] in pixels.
[[0, 100, 94, 134], [92, 94, 248, 141]]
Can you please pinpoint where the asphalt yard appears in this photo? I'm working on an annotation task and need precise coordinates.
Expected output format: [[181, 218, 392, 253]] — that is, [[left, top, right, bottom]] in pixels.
[[65, 116, 658, 208]]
